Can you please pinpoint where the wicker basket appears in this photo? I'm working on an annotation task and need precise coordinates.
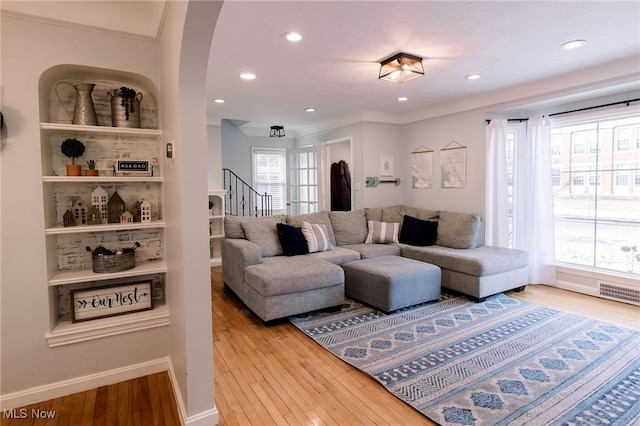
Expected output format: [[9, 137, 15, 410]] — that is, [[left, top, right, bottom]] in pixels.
[[86, 242, 140, 273]]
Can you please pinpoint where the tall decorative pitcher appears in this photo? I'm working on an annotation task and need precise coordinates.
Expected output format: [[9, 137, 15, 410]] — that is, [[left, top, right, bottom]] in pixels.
[[54, 82, 99, 126]]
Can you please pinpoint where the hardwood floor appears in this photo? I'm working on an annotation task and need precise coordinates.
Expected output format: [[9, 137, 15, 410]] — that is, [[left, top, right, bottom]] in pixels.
[[4, 267, 638, 425], [0, 372, 179, 426]]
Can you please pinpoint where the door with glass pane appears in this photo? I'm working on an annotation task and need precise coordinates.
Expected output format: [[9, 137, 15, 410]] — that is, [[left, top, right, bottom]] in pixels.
[[287, 146, 322, 215]]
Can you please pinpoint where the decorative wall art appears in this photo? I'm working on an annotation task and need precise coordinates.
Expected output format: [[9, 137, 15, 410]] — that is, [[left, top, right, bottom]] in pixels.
[[71, 281, 153, 322], [410, 145, 433, 189], [440, 141, 467, 188], [379, 155, 394, 177]]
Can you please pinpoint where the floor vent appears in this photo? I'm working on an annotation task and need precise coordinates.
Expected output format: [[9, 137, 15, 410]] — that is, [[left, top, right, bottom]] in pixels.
[[599, 282, 640, 306]]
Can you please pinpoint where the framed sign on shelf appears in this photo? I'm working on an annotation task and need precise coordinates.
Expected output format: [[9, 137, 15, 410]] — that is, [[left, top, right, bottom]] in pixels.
[[71, 281, 153, 323]]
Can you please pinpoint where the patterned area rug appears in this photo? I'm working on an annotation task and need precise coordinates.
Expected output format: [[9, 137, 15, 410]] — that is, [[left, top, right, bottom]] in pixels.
[[289, 293, 640, 425]]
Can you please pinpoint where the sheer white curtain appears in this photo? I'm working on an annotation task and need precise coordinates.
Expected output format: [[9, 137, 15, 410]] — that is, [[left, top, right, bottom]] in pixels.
[[512, 116, 556, 285], [485, 119, 510, 247]]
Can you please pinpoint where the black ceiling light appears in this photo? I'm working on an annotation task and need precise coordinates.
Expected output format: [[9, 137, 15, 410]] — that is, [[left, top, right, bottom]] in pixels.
[[270, 125, 285, 137], [379, 52, 424, 84]]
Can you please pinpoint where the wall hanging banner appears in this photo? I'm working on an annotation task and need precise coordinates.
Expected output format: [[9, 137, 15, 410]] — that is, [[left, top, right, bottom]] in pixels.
[[440, 141, 466, 188], [411, 145, 433, 189]]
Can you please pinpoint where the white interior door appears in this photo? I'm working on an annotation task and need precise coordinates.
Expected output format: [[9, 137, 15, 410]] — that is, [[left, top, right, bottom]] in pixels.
[[287, 146, 323, 215]]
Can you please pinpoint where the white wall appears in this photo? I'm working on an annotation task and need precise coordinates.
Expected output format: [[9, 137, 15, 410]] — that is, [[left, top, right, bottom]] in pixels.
[[208, 124, 222, 190], [160, 0, 222, 422], [401, 110, 487, 215], [221, 119, 295, 185], [0, 12, 167, 396], [361, 122, 404, 208]]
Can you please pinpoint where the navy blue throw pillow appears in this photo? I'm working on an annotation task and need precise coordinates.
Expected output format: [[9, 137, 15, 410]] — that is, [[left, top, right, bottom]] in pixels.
[[277, 223, 309, 256], [399, 215, 438, 246]]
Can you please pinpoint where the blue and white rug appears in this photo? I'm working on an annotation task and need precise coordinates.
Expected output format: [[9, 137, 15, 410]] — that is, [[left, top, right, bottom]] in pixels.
[[290, 293, 640, 425]]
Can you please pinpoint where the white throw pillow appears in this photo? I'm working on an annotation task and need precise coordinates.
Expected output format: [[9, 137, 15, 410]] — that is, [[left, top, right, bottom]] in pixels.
[[301, 221, 334, 253]]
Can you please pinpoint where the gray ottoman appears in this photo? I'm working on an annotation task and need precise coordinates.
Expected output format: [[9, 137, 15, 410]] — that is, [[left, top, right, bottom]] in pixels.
[[342, 255, 441, 312]]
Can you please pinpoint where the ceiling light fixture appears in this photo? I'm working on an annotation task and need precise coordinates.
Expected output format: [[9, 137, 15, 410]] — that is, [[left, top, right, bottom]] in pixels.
[[561, 39, 586, 50], [397, 97, 408, 102], [240, 73, 256, 80], [465, 74, 481, 80], [213, 98, 225, 103], [286, 32, 303, 42], [304, 107, 316, 112], [270, 125, 285, 137], [379, 52, 424, 84]]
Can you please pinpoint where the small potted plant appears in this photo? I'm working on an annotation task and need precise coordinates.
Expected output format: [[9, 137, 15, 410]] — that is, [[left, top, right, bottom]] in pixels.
[[61, 138, 85, 176], [85, 159, 98, 176]]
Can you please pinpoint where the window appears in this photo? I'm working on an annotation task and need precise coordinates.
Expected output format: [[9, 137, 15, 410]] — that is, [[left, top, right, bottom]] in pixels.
[[551, 135, 562, 156], [571, 165, 585, 186], [252, 148, 286, 213], [551, 167, 561, 186], [615, 127, 631, 151], [550, 110, 640, 276], [615, 163, 629, 186], [572, 132, 586, 154]]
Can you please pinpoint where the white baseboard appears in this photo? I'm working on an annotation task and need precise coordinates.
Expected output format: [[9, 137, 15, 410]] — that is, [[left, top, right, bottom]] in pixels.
[[0, 357, 171, 411], [166, 363, 219, 426]]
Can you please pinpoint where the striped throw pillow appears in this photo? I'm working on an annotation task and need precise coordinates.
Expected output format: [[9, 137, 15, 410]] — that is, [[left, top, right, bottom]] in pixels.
[[301, 222, 334, 253], [365, 221, 399, 244]]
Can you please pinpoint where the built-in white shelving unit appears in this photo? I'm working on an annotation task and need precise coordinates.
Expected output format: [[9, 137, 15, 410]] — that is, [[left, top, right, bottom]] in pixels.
[[208, 190, 226, 266], [40, 68, 168, 347]]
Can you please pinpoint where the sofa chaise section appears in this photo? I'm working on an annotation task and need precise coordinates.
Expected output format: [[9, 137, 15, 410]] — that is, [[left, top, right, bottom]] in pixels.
[[401, 245, 528, 301], [244, 256, 345, 322]]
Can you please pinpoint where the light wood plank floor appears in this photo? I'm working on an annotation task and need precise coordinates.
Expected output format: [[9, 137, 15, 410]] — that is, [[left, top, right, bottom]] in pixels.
[[4, 267, 638, 425]]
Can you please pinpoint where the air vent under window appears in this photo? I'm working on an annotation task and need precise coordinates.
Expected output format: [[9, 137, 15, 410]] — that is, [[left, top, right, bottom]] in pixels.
[[599, 282, 640, 306]]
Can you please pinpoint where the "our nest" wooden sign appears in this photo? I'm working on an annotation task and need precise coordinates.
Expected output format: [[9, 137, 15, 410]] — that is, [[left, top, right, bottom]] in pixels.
[[71, 281, 153, 322]]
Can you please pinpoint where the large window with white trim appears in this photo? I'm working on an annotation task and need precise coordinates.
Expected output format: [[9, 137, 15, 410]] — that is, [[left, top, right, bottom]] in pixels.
[[252, 148, 287, 214], [550, 109, 640, 276]]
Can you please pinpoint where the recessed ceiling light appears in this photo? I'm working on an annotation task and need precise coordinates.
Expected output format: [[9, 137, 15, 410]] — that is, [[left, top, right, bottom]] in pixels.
[[286, 32, 303, 42], [213, 98, 225, 104], [304, 107, 316, 112], [561, 39, 586, 50], [465, 74, 481, 80], [240, 73, 256, 80], [397, 97, 408, 102]]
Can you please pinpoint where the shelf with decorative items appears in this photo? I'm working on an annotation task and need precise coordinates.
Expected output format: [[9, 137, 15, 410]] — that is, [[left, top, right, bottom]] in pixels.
[[40, 67, 167, 346], [208, 190, 226, 266]]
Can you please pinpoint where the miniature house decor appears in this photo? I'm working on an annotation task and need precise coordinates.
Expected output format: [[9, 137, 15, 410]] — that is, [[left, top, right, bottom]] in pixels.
[[140, 200, 151, 223], [71, 200, 88, 225], [120, 211, 134, 224], [107, 191, 125, 223], [87, 205, 102, 225], [63, 209, 75, 227], [131, 201, 142, 223], [91, 186, 108, 224]]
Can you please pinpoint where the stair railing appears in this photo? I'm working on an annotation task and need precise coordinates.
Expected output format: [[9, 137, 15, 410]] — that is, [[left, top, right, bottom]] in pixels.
[[222, 168, 273, 217]]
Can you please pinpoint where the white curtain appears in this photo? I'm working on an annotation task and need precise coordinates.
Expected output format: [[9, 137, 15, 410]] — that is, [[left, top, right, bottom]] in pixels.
[[512, 116, 557, 285], [485, 119, 510, 247]]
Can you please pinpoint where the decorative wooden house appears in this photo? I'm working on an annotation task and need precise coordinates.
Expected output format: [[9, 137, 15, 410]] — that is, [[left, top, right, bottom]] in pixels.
[[63, 209, 75, 227], [131, 201, 142, 223], [71, 200, 88, 225], [107, 191, 125, 223], [120, 211, 134, 224], [91, 186, 109, 224], [87, 205, 102, 225], [140, 200, 151, 223]]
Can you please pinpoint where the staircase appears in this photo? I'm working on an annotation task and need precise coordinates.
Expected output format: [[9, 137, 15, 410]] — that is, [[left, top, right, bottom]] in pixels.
[[223, 168, 273, 217]]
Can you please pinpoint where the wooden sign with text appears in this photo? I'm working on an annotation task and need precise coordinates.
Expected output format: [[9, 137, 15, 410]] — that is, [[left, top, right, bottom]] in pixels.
[[71, 281, 153, 322]]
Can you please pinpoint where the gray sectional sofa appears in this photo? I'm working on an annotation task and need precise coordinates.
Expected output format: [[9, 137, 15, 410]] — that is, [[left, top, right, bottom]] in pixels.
[[221, 205, 528, 322]]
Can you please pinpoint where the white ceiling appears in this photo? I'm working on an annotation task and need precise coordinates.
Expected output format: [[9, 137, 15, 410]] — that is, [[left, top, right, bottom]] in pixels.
[[4, 1, 639, 137]]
